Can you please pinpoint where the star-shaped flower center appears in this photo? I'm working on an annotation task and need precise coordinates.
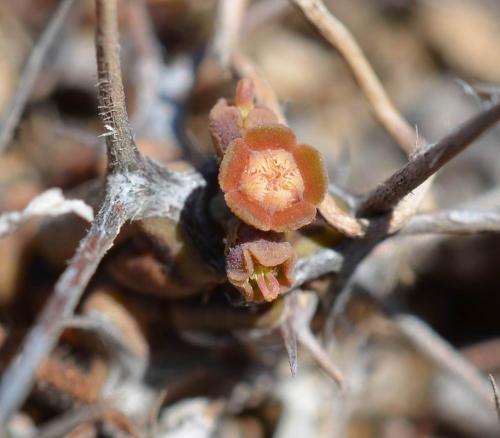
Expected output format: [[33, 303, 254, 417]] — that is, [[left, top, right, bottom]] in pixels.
[[239, 149, 305, 213]]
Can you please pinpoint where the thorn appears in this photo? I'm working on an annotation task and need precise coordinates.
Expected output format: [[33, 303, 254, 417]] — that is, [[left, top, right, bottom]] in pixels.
[[280, 319, 298, 377]]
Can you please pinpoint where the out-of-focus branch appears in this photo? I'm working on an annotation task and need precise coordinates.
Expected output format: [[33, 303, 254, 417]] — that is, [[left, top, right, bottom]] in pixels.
[[36, 404, 106, 438], [95, 0, 141, 172], [358, 101, 500, 217], [211, 0, 285, 123], [0, 188, 93, 238], [126, 0, 164, 132], [400, 210, 500, 236], [212, 0, 249, 69], [489, 374, 500, 424], [291, 0, 420, 154], [243, 0, 290, 35], [0, 0, 75, 153], [0, 193, 126, 426], [397, 315, 494, 406], [290, 292, 344, 386]]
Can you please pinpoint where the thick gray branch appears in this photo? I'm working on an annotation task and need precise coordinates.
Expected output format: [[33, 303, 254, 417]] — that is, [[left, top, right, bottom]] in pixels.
[[358, 101, 500, 217]]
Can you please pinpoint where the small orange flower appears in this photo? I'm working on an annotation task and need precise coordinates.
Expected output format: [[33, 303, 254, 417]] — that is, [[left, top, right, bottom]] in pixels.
[[209, 78, 277, 155], [219, 124, 328, 232], [226, 225, 295, 302]]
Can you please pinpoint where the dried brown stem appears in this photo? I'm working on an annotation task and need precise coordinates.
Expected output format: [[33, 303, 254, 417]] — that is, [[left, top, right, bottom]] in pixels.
[[0, 0, 75, 153], [289, 292, 344, 386], [291, 0, 421, 154], [290, 0, 432, 232], [358, 101, 500, 217], [397, 315, 494, 406], [298, 329, 344, 386], [96, 0, 141, 172]]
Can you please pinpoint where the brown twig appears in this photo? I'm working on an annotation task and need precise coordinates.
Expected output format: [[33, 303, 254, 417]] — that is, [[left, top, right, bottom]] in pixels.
[[358, 101, 500, 217], [289, 0, 432, 233], [0, 0, 75, 153], [291, 0, 421, 154], [95, 0, 141, 172]]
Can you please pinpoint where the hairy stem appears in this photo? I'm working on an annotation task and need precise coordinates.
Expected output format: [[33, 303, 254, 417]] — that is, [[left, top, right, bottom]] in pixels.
[[95, 0, 140, 172]]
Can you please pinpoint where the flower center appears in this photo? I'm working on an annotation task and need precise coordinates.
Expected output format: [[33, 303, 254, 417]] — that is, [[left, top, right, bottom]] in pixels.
[[239, 149, 304, 212]]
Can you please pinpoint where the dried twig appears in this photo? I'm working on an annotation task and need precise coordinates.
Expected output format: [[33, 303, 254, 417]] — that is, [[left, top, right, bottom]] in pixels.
[[293, 293, 344, 386], [291, 0, 420, 154], [400, 210, 500, 236], [280, 294, 299, 376], [397, 315, 493, 405], [0, 0, 140, 421], [0, 188, 93, 238], [243, 0, 290, 35], [212, 0, 249, 69], [358, 101, 500, 217], [0, 0, 203, 426], [0, 0, 75, 153], [95, 0, 141, 172], [289, 0, 432, 233], [293, 248, 344, 287], [126, 0, 164, 133], [127, 0, 196, 146], [0, 190, 126, 426]]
